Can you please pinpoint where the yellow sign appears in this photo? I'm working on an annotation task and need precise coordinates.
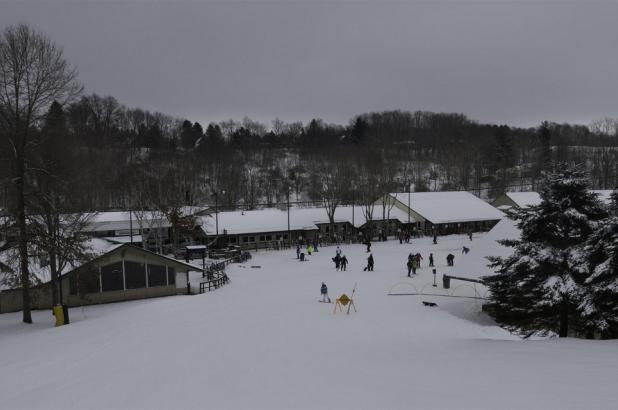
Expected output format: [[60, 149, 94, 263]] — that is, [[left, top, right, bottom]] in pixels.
[[337, 294, 350, 306], [333, 286, 357, 315]]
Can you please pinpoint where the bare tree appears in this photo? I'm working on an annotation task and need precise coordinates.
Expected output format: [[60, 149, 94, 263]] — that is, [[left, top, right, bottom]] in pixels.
[[0, 24, 82, 323]]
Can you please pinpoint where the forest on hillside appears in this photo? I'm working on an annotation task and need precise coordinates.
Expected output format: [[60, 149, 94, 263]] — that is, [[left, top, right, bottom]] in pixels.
[[3, 92, 618, 215]]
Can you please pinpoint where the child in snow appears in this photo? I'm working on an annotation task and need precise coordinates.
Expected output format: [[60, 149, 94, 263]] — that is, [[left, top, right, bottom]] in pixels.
[[336, 246, 342, 257], [462, 246, 469, 255], [320, 282, 331, 303], [366, 253, 374, 271], [415, 253, 423, 267], [296, 245, 301, 259], [407, 259, 413, 277], [447, 254, 454, 266], [340, 255, 348, 271], [429, 253, 434, 267], [333, 254, 341, 270], [366, 241, 372, 253], [307, 244, 313, 255], [411, 258, 418, 275]]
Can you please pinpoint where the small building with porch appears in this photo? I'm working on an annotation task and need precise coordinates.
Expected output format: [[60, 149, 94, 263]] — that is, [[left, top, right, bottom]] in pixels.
[[0, 243, 199, 313]]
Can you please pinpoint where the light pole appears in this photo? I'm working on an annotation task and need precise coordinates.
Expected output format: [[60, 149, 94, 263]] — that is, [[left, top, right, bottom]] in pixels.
[[214, 191, 219, 237], [287, 186, 291, 248], [213, 190, 225, 239], [407, 182, 411, 225]]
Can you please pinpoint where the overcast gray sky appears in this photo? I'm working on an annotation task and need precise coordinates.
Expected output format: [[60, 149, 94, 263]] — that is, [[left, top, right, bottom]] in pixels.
[[1, 0, 617, 128]]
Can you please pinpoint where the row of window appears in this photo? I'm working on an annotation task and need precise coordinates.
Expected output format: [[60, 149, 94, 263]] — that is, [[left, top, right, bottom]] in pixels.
[[70, 261, 176, 295], [227, 234, 290, 244]]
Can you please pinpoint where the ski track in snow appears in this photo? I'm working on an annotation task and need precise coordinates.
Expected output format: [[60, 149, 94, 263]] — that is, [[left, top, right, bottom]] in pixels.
[[1, 233, 617, 409]]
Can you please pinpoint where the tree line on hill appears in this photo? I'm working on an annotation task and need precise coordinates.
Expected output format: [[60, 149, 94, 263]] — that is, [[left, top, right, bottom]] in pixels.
[[1, 23, 618, 324]]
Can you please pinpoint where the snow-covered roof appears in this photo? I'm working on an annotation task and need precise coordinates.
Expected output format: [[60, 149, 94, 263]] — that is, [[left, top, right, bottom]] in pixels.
[[104, 235, 143, 244], [504, 192, 542, 208], [505, 190, 613, 209], [389, 191, 504, 224], [200, 205, 410, 236], [82, 207, 205, 233], [0, 237, 121, 291]]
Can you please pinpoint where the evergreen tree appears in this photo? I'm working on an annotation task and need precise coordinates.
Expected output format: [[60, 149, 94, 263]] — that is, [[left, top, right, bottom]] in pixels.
[[484, 163, 607, 337], [609, 189, 618, 215], [574, 217, 618, 338], [350, 117, 368, 145], [205, 123, 224, 149], [180, 120, 194, 149]]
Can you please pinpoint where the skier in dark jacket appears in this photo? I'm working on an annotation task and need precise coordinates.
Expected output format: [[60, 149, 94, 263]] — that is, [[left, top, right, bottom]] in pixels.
[[333, 254, 341, 270], [406, 259, 413, 277], [320, 282, 331, 303], [446, 253, 454, 266], [341, 255, 348, 271], [366, 254, 374, 271]]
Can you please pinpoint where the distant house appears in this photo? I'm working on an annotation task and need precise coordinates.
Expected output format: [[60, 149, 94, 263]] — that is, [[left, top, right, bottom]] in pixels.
[[0, 243, 199, 313], [492, 190, 614, 210], [379, 191, 504, 235]]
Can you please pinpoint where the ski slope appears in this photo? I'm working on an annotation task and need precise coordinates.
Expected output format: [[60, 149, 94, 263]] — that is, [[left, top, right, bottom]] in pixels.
[[1, 231, 617, 409]]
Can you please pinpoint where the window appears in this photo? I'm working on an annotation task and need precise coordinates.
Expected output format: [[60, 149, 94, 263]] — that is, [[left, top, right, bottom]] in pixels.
[[266, 235, 272, 241], [124, 261, 146, 289], [168, 267, 176, 285], [229, 237, 237, 243], [70, 267, 100, 295], [148, 264, 167, 287], [249, 236, 255, 242], [242, 237, 248, 243], [101, 262, 123, 292]]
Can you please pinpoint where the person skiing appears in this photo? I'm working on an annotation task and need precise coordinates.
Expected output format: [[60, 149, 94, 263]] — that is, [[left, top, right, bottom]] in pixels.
[[341, 255, 348, 271], [333, 253, 341, 270], [407, 258, 413, 277], [415, 253, 423, 267], [367, 253, 374, 271], [428, 253, 434, 267], [462, 246, 469, 255], [320, 282, 331, 303], [411, 257, 418, 275]]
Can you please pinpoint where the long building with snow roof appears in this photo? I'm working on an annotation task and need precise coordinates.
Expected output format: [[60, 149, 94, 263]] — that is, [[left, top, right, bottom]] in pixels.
[[199, 205, 411, 249], [380, 191, 504, 235]]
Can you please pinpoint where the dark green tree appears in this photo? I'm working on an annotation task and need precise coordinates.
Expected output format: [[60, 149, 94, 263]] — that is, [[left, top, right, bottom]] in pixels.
[[484, 163, 607, 337]]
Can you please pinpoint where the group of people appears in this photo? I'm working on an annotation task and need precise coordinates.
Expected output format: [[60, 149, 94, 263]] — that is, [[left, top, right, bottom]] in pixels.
[[405, 252, 436, 277]]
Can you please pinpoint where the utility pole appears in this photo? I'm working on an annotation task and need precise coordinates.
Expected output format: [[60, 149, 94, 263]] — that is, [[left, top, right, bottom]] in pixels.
[[287, 186, 291, 248]]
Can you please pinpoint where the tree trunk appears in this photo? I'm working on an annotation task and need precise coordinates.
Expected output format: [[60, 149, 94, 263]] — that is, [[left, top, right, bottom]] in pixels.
[[16, 159, 32, 323], [559, 303, 568, 338]]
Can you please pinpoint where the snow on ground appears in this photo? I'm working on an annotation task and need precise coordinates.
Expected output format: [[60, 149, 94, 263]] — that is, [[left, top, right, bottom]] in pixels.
[[1, 230, 617, 409]]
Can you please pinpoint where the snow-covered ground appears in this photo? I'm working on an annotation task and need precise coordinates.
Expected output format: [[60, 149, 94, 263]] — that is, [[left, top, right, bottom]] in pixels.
[[1, 231, 617, 409]]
